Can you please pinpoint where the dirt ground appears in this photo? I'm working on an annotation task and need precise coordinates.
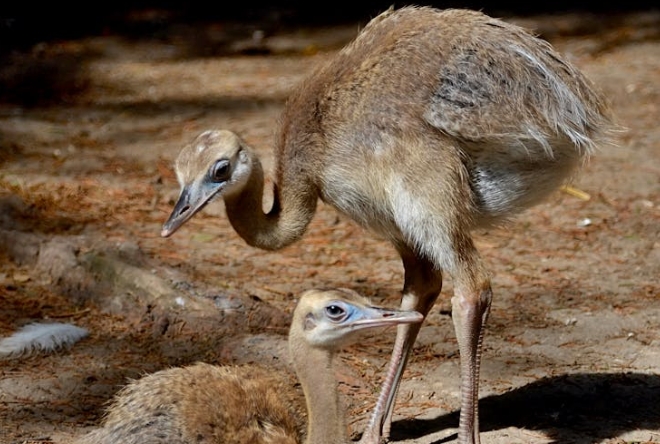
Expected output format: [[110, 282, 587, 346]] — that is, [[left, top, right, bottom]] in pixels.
[[0, 9, 659, 444]]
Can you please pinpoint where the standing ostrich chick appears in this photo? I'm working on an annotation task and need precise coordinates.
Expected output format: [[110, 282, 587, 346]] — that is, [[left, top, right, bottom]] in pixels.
[[161, 6, 613, 444]]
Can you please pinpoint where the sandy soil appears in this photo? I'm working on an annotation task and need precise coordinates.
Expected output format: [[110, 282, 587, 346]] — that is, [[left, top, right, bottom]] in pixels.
[[0, 10, 658, 444]]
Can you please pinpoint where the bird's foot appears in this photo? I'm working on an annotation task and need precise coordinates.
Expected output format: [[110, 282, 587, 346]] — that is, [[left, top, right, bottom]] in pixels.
[[357, 428, 388, 444]]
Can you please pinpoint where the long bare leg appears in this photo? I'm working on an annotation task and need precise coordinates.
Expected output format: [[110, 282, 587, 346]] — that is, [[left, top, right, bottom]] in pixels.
[[451, 247, 492, 444], [359, 248, 442, 444]]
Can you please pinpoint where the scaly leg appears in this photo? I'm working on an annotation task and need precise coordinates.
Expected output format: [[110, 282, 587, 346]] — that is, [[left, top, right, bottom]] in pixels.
[[452, 274, 492, 444], [359, 250, 442, 444]]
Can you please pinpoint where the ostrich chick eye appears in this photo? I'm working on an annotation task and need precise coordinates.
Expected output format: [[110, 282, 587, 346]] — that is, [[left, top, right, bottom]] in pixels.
[[325, 304, 347, 321], [211, 160, 231, 182]]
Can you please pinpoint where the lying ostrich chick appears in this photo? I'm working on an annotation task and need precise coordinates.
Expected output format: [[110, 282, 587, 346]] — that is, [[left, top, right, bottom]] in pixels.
[[74, 288, 423, 444]]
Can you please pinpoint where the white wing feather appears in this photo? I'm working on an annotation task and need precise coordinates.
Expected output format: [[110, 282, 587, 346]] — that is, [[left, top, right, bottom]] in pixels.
[[0, 322, 89, 359]]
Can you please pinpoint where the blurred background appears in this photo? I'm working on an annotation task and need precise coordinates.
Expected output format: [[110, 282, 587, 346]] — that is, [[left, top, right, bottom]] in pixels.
[[1, 0, 658, 53]]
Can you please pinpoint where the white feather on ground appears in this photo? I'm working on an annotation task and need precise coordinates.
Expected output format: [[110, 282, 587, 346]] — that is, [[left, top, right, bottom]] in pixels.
[[0, 322, 89, 359]]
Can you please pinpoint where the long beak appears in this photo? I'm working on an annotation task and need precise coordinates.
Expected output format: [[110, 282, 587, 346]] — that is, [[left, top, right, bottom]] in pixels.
[[161, 185, 214, 237], [351, 306, 424, 330]]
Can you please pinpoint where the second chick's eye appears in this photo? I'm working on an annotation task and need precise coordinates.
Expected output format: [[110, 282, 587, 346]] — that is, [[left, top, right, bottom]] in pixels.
[[211, 160, 230, 182], [325, 304, 346, 320]]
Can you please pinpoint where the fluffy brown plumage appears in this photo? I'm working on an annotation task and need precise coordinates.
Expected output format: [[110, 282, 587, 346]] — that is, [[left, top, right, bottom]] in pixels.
[[73, 289, 423, 444], [74, 364, 304, 444], [161, 7, 614, 444]]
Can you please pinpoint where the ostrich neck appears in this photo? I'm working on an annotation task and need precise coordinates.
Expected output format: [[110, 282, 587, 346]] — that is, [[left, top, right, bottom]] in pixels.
[[223, 155, 317, 251], [292, 340, 347, 444]]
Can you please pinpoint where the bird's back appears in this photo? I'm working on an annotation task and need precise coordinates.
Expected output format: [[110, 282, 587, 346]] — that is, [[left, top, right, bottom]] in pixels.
[[276, 6, 614, 229], [74, 363, 306, 444]]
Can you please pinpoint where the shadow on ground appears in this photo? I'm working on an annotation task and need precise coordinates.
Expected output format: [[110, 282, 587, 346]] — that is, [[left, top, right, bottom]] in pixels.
[[391, 372, 660, 444]]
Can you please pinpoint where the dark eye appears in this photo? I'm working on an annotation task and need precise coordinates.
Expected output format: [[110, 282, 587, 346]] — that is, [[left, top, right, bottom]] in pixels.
[[210, 160, 230, 182], [325, 304, 346, 321]]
